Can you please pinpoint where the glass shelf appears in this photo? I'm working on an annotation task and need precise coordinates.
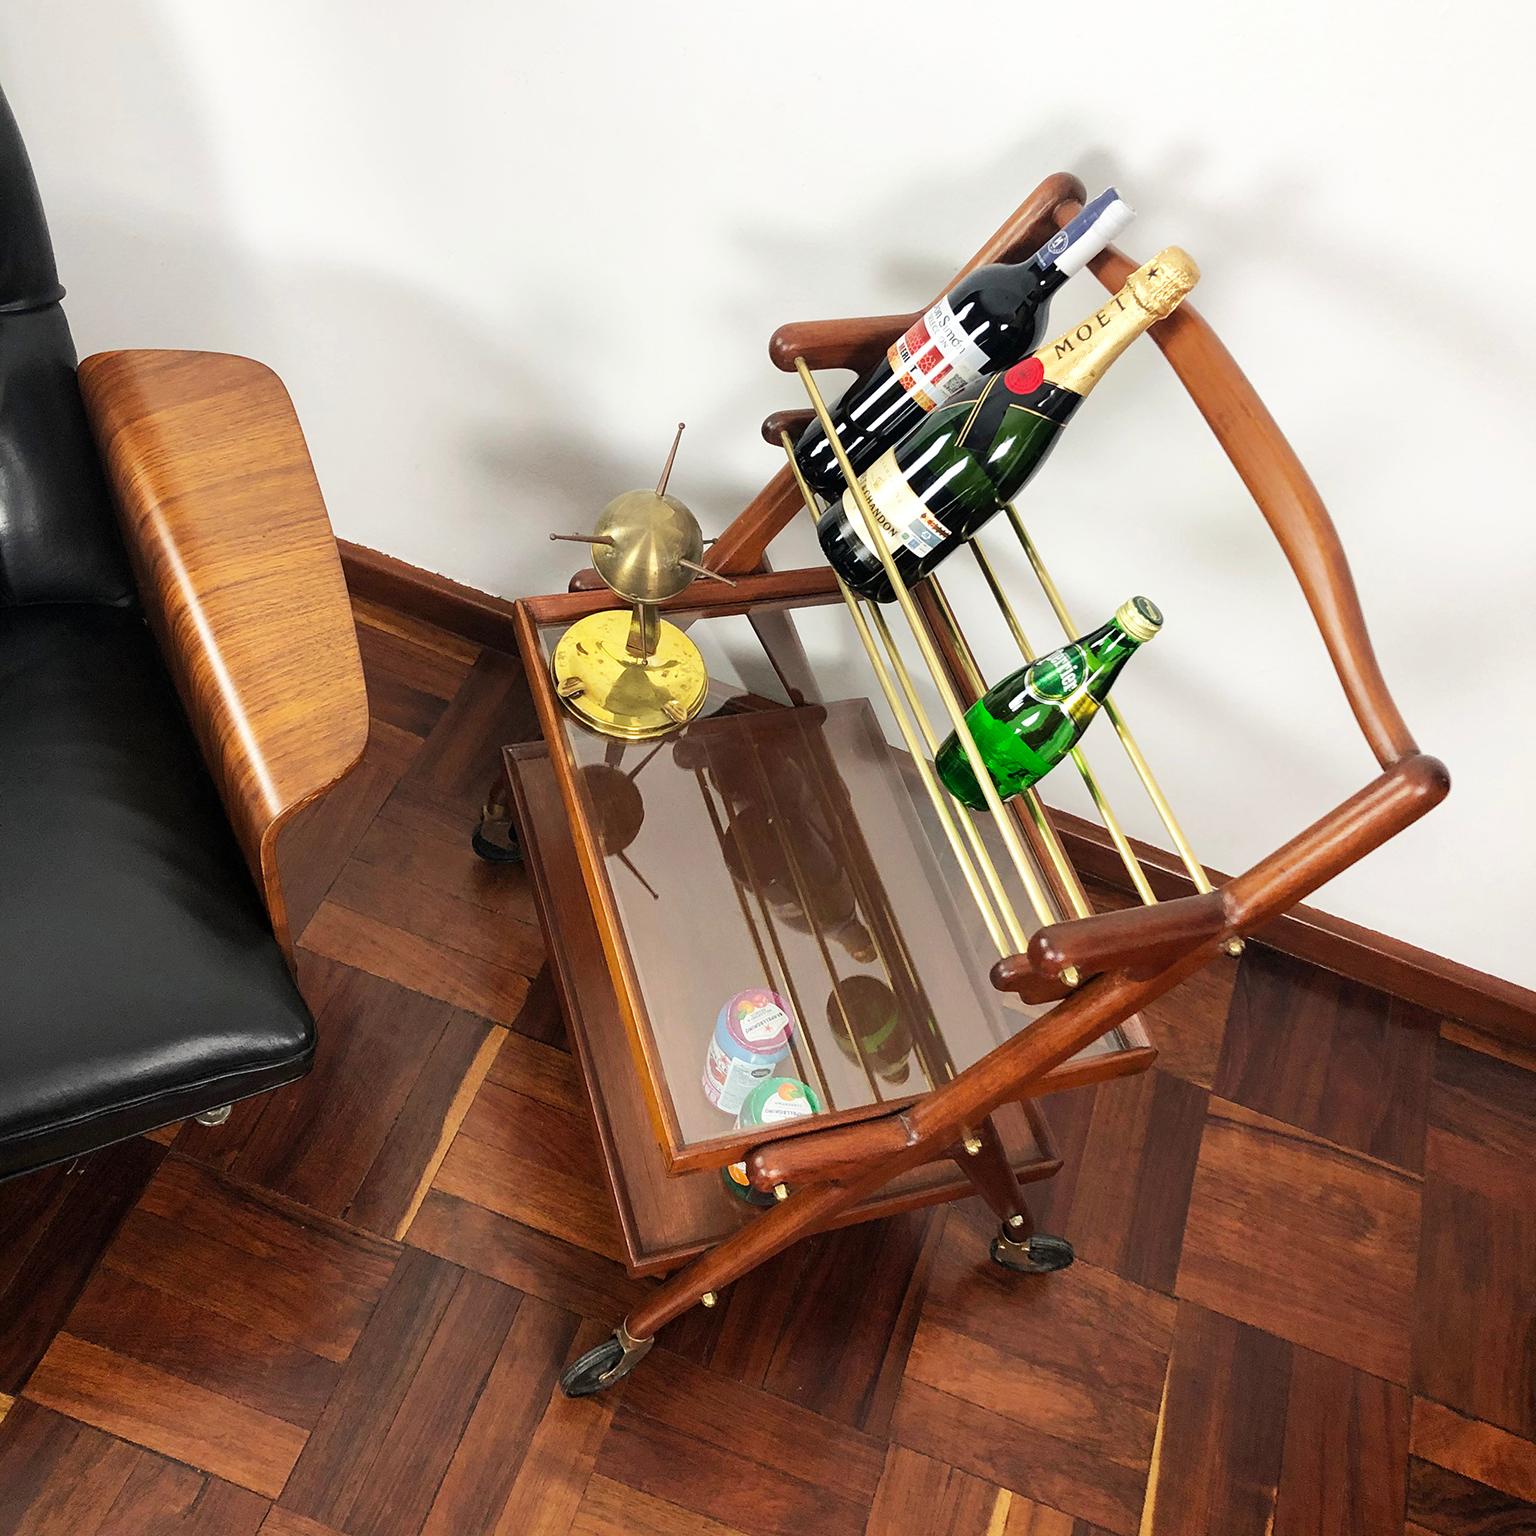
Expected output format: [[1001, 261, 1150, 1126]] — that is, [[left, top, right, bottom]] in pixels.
[[530, 596, 1148, 1173]]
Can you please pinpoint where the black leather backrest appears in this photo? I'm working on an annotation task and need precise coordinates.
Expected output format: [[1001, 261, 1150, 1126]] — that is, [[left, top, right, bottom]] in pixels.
[[0, 82, 132, 607]]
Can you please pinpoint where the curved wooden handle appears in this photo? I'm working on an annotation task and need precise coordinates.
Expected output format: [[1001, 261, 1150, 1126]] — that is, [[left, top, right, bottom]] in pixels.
[[1055, 204, 1419, 768], [761, 407, 816, 446], [994, 891, 1229, 994], [767, 171, 1087, 374]]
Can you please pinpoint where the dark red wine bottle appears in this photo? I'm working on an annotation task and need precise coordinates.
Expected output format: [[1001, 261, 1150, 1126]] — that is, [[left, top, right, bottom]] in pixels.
[[816, 248, 1199, 602], [794, 187, 1133, 497]]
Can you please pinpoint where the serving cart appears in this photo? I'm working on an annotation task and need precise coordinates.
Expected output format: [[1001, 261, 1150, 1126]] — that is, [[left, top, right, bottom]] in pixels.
[[497, 171, 1448, 1396]]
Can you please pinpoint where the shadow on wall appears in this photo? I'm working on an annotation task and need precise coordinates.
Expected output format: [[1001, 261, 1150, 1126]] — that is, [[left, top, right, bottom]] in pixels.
[[0, 3, 651, 599]]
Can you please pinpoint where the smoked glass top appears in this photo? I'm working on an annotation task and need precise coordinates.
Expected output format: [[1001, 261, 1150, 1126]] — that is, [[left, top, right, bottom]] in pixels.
[[535, 601, 1130, 1162]]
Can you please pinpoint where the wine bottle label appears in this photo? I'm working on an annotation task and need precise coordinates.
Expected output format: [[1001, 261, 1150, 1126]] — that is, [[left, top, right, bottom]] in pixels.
[[886, 298, 990, 413], [840, 449, 952, 562]]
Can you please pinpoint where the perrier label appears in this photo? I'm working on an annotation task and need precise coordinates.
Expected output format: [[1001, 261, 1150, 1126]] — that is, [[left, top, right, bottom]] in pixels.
[[935, 597, 1163, 809]]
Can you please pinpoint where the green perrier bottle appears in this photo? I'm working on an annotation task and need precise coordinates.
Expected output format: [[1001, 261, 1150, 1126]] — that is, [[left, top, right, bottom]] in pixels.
[[935, 597, 1162, 809]]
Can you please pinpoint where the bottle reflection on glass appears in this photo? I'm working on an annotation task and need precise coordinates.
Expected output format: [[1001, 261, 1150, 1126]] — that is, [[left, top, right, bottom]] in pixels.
[[827, 975, 912, 1086], [700, 746, 878, 964]]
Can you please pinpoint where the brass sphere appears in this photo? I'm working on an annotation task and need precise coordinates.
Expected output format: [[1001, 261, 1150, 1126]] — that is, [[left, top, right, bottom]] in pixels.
[[591, 489, 703, 604]]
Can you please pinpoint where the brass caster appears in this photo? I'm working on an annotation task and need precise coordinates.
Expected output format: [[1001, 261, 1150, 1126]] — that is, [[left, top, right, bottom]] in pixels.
[[962, 1135, 983, 1157], [990, 1229, 1074, 1275], [472, 802, 523, 865], [773, 1183, 789, 1202], [1223, 936, 1246, 958], [700, 1291, 718, 1308], [560, 1320, 653, 1398], [194, 1105, 232, 1128]]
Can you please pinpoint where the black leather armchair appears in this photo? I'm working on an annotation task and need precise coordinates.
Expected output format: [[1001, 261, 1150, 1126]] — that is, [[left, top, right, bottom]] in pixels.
[[0, 85, 368, 1177]]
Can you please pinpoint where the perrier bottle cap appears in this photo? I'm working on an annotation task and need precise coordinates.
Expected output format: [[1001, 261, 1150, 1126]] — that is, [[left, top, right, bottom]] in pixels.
[[1115, 595, 1163, 642]]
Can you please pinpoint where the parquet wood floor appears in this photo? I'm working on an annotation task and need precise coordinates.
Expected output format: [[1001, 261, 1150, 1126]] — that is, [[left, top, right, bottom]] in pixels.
[[1, 599, 1531, 1534]]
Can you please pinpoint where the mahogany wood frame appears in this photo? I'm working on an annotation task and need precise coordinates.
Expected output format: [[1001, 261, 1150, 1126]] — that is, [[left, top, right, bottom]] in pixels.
[[79, 350, 370, 960], [513, 170, 1452, 1351]]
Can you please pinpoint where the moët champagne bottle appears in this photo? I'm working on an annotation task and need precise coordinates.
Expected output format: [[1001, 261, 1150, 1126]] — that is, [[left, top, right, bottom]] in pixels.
[[817, 248, 1199, 603], [795, 188, 1134, 498], [935, 597, 1162, 809]]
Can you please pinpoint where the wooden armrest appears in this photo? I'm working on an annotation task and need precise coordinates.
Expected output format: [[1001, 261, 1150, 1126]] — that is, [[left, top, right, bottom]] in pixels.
[[78, 349, 369, 955]]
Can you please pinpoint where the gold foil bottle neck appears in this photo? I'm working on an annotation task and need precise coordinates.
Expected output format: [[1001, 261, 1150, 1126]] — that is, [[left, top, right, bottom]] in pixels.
[[1038, 245, 1200, 397], [1126, 247, 1200, 318]]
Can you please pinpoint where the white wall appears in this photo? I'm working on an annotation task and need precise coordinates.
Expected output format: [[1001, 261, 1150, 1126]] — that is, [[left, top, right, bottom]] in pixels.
[[4, 0, 1531, 984]]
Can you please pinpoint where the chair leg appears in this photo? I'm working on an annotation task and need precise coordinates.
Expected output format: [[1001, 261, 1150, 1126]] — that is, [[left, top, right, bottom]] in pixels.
[[952, 1115, 1074, 1275], [194, 1104, 232, 1127]]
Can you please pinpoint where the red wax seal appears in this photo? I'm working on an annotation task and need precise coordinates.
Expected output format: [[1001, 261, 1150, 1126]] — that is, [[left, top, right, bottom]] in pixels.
[[1004, 357, 1045, 395]]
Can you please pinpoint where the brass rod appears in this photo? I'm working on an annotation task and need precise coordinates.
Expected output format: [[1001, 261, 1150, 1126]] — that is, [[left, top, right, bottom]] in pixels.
[[788, 713, 955, 1090], [746, 736, 922, 1096], [700, 764, 836, 1105], [968, 541, 1158, 906], [864, 601, 1037, 955], [548, 532, 616, 546], [1005, 503, 1243, 955], [678, 557, 737, 587], [793, 361, 1059, 948], [656, 421, 686, 497], [783, 704, 952, 1076], [925, 576, 1096, 923], [779, 434, 1012, 956]]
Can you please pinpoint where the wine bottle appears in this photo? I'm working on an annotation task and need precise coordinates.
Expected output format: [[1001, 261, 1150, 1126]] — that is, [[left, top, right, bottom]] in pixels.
[[795, 188, 1135, 497], [816, 248, 1199, 603], [935, 597, 1162, 809]]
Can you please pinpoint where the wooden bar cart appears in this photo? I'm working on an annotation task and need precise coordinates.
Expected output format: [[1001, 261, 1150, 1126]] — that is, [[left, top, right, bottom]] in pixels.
[[500, 172, 1448, 1396]]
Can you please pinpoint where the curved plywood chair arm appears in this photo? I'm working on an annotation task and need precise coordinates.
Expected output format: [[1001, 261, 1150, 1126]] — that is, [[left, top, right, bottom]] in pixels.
[[767, 171, 1086, 376], [79, 349, 370, 958]]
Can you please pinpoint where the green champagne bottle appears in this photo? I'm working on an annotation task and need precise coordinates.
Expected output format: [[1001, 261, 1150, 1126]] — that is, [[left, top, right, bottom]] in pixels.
[[817, 249, 1199, 603], [935, 597, 1162, 809]]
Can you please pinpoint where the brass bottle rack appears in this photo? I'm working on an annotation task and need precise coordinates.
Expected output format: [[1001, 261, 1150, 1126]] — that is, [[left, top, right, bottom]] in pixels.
[[778, 355, 1240, 1004]]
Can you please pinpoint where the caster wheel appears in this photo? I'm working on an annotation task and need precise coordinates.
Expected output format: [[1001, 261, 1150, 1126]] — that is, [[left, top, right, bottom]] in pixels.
[[990, 1232, 1075, 1274], [472, 811, 523, 865], [559, 1330, 650, 1397]]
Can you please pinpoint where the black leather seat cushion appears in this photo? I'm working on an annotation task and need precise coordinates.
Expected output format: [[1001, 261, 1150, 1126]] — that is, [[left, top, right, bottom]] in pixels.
[[0, 604, 313, 1174]]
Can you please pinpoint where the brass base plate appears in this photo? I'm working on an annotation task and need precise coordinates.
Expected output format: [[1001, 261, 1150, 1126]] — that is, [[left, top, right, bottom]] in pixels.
[[551, 610, 709, 740]]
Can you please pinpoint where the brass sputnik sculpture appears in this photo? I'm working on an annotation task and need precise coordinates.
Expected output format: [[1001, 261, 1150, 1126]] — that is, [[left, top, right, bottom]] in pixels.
[[548, 424, 732, 740]]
